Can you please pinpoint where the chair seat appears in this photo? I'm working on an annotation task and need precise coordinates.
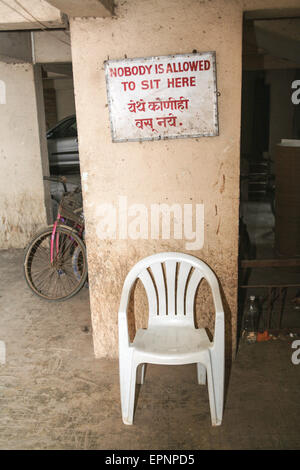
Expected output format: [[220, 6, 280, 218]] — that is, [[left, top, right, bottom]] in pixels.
[[132, 325, 211, 360]]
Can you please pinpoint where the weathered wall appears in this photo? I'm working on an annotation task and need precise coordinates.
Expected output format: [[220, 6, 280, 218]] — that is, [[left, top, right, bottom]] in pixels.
[[0, 62, 47, 248], [0, 32, 32, 63], [55, 78, 75, 121], [69, 0, 300, 358]]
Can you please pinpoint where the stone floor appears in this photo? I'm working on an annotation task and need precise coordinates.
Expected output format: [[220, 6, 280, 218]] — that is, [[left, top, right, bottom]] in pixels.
[[0, 248, 299, 450]]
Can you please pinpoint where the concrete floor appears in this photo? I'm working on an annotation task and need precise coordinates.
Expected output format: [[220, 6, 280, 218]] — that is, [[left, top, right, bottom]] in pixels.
[[0, 249, 300, 450]]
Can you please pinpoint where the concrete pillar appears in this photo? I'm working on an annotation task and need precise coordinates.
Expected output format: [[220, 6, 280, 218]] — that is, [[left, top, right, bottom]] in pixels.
[[33, 64, 52, 223], [0, 61, 48, 248], [69, 0, 243, 359], [69, 0, 300, 359]]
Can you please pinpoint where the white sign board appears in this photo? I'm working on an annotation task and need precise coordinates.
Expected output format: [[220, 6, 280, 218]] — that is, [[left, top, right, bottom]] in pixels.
[[105, 52, 218, 143]]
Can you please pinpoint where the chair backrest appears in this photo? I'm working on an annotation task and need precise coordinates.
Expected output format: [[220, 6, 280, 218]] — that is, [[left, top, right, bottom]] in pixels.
[[121, 252, 223, 327]]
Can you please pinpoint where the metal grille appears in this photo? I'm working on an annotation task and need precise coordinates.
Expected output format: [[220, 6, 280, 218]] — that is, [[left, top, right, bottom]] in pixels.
[[58, 191, 83, 225]]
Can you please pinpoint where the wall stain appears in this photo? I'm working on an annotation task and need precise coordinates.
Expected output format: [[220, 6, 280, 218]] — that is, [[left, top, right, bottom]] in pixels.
[[0, 193, 46, 248], [220, 174, 225, 194], [216, 216, 221, 235]]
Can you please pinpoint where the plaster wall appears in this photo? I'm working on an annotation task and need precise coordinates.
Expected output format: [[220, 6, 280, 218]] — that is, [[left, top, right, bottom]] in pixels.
[[0, 31, 32, 63], [0, 62, 47, 248], [54, 78, 75, 121], [69, 0, 300, 358]]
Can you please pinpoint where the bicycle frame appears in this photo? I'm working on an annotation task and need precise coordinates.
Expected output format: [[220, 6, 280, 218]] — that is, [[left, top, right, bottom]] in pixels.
[[50, 213, 84, 265], [24, 175, 87, 301]]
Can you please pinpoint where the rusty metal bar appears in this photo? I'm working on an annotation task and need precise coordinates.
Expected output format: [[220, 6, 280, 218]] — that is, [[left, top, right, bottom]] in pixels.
[[279, 287, 288, 329], [240, 257, 300, 330], [241, 258, 300, 268], [240, 284, 300, 288]]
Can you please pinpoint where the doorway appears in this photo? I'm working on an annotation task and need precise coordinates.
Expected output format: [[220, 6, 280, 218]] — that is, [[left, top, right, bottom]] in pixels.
[[238, 14, 300, 342], [40, 62, 80, 220]]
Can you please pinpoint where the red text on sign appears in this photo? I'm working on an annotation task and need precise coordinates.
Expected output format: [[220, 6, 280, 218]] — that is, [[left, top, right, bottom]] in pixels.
[[121, 81, 136, 91], [141, 79, 161, 90], [167, 76, 196, 88]]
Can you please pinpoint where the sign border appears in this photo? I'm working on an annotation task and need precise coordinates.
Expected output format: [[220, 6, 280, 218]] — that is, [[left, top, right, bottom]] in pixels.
[[104, 51, 219, 143]]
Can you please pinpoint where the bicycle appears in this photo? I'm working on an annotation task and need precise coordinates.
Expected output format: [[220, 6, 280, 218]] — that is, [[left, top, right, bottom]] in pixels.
[[23, 176, 88, 301]]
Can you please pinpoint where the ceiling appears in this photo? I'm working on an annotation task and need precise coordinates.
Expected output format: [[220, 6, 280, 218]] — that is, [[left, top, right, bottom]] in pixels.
[[243, 18, 300, 70]]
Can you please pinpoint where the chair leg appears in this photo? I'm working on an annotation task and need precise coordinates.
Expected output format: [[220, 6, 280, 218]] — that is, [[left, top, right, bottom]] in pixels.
[[196, 363, 206, 385], [137, 363, 146, 385], [210, 352, 224, 426], [119, 352, 137, 425], [124, 361, 138, 425], [206, 361, 218, 426]]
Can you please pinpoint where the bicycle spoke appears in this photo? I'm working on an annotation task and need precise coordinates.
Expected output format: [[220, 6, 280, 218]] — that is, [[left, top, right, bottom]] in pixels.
[[34, 269, 54, 292], [59, 238, 77, 261]]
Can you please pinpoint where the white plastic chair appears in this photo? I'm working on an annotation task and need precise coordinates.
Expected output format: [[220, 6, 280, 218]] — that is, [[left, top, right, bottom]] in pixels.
[[118, 252, 225, 426]]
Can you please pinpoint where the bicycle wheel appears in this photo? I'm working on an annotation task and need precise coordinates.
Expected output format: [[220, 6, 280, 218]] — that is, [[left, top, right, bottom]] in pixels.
[[24, 225, 88, 301], [72, 246, 86, 281]]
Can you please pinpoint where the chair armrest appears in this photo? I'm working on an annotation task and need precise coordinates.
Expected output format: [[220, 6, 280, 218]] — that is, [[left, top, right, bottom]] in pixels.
[[118, 274, 137, 350]]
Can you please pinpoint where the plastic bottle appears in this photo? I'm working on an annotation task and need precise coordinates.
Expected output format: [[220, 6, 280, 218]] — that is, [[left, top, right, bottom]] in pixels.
[[243, 295, 258, 344]]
